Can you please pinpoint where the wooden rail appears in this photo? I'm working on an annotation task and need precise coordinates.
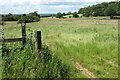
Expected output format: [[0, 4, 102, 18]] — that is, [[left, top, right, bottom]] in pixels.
[[0, 22, 26, 48], [0, 38, 24, 42], [1, 23, 42, 52]]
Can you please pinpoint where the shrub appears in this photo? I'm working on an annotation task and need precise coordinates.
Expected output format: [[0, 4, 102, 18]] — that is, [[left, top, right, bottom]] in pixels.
[[69, 16, 72, 18], [110, 16, 120, 19], [73, 12, 79, 18], [2, 15, 21, 21], [17, 11, 40, 23], [56, 12, 63, 18], [0, 21, 4, 25], [18, 15, 40, 23]]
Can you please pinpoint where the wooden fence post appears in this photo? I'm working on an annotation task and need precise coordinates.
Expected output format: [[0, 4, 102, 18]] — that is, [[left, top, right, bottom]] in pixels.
[[36, 30, 42, 53], [21, 22, 26, 48]]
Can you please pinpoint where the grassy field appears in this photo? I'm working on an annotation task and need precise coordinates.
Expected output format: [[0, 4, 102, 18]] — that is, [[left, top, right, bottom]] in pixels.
[[2, 17, 118, 78]]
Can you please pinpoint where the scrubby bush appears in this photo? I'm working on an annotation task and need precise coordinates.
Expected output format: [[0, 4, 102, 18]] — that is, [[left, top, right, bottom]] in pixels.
[[56, 12, 63, 18], [69, 16, 72, 18], [110, 16, 120, 19], [29, 11, 40, 18], [18, 15, 40, 23], [73, 12, 79, 18], [18, 11, 40, 23], [2, 13, 21, 21], [0, 21, 4, 25]]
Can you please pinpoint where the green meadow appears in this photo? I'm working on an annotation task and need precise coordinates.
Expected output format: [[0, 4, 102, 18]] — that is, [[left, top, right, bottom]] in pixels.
[[2, 17, 118, 78]]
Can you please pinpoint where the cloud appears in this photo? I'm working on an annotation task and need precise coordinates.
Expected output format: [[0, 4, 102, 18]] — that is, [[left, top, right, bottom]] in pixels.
[[52, 5, 74, 8], [0, 0, 117, 14]]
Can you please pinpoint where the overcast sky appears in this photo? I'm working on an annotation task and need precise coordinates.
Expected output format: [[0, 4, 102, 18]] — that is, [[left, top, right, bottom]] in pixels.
[[0, 0, 117, 14]]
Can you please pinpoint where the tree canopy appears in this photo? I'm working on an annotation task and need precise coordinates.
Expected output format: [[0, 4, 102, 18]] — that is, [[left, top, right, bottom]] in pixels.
[[18, 11, 40, 23], [2, 13, 21, 21], [2, 11, 40, 23], [73, 12, 79, 18], [78, 1, 120, 17], [56, 12, 63, 18]]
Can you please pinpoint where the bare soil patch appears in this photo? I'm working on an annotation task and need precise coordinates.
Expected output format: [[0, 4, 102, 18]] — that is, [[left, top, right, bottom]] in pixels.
[[75, 62, 100, 80]]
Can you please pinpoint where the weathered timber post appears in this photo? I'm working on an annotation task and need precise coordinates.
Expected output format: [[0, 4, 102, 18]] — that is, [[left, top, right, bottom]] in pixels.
[[35, 30, 42, 53], [21, 22, 26, 48]]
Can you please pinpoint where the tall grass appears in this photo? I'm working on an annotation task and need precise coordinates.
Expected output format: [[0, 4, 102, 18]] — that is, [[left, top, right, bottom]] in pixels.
[[2, 30, 70, 78], [2, 18, 118, 78]]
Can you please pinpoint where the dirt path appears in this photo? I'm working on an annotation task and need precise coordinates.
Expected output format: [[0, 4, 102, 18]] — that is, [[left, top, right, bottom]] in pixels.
[[74, 55, 118, 79], [75, 62, 100, 80]]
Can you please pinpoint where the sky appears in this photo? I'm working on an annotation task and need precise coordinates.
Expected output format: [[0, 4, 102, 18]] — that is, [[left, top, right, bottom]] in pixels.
[[0, 0, 117, 14]]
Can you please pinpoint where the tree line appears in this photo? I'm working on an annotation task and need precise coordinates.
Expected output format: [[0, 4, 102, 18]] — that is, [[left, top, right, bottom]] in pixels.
[[56, 12, 79, 18], [1, 1, 120, 22], [78, 1, 120, 17], [2, 13, 21, 21], [56, 1, 120, 19], [1, 11, 40, 23], [1, 11, 79, 22]]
